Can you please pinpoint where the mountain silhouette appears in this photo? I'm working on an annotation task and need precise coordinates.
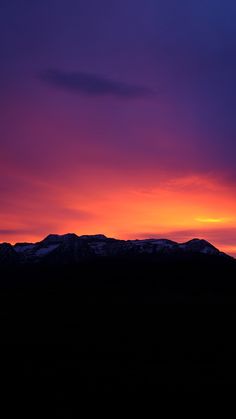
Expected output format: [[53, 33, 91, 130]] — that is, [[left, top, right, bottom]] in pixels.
[[0, 233, 233, 266], [1, 232, 236, 402]]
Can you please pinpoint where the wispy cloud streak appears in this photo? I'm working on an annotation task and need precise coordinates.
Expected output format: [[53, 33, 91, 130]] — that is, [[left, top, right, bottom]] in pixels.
[[40, 69, 153, 99]]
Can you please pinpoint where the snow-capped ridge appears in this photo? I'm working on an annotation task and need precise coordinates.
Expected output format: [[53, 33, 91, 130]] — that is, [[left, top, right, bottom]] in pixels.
[[180, 238, 219, 255], [0, 233, 231, 265]]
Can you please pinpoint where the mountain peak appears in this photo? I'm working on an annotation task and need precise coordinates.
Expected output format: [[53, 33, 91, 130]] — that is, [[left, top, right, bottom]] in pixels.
[[41, 233, 79, 243], [182, 238, 220, 255]]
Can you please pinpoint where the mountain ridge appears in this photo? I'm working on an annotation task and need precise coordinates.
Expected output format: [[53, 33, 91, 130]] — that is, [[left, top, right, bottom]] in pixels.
[[0, 233, 233, 266]]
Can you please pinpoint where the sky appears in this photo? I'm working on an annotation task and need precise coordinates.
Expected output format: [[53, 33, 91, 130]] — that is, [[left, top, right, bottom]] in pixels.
[[0, 0, 236, 256]]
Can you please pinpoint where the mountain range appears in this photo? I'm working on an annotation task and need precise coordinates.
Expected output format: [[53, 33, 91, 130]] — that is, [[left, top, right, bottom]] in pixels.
[[1, 232, 236, 399], [0, 233, 231, 266]]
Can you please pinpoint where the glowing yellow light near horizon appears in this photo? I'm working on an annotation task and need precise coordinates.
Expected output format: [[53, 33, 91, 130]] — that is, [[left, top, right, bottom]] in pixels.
[[195, 217, 226, 223]]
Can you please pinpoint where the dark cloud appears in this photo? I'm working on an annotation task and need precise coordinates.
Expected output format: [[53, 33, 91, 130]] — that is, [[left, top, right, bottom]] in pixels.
[[0, 228, 50, 239], [40, 69, 153, 99], [0, 229, 27, 236]]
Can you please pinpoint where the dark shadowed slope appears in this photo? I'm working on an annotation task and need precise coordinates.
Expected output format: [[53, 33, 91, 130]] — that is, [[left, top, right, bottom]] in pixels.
[[0, 233, 236, 405]]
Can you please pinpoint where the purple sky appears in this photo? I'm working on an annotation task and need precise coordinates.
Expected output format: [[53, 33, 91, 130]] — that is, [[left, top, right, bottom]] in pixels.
[[1, 1, 236, 255]]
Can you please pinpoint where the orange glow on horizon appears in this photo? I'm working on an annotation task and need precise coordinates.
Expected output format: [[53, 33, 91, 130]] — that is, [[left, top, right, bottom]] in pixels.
[[1, 170, 236, 257], [195, 218, 229, 223]]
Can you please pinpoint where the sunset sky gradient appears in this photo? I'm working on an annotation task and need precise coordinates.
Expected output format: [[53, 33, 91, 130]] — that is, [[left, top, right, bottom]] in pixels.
[[1, 0, 236, 256]]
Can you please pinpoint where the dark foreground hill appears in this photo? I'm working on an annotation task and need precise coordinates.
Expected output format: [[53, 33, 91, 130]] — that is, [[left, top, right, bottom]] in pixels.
[[0, 234, 236, 407]]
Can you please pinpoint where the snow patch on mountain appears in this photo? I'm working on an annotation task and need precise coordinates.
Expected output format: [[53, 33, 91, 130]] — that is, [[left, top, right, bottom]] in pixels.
[[35, 244, 60, 256], [14, 244, 35, 253]]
